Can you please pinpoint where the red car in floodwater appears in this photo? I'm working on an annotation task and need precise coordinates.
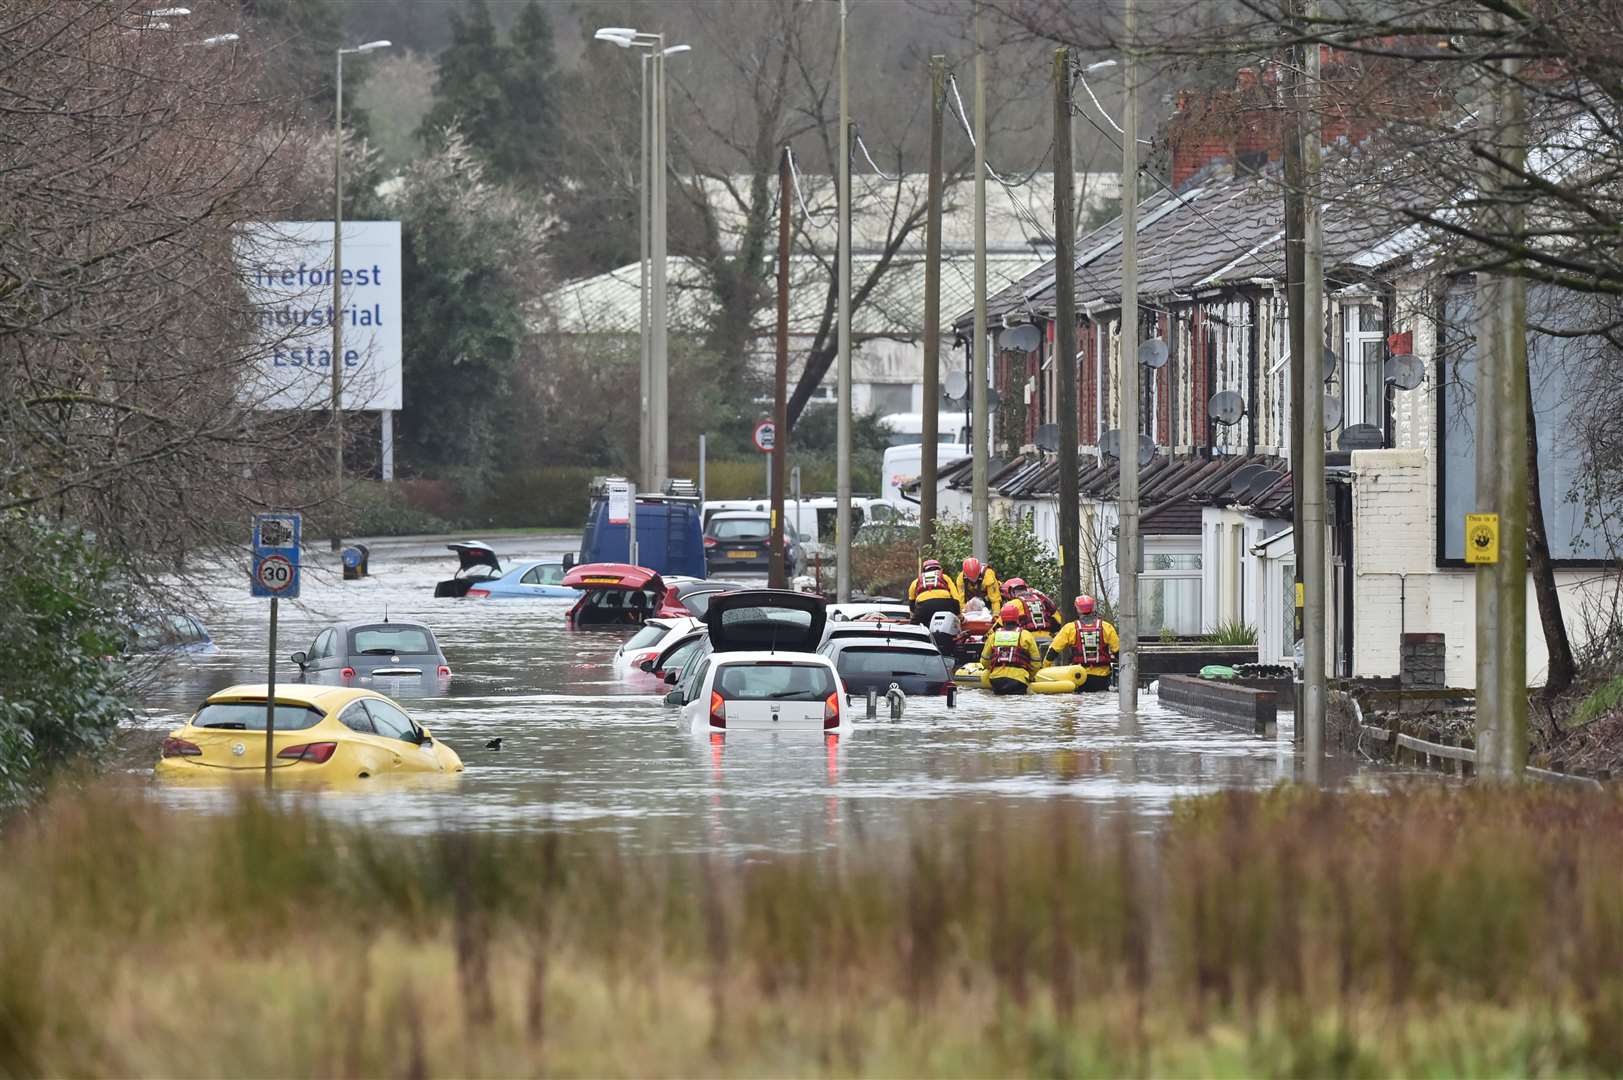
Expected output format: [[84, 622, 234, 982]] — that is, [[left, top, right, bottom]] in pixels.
[[562, 563, 690, 628]]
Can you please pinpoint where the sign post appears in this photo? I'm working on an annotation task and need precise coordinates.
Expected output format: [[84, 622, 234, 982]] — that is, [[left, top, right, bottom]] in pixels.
[[252, 513, 302, 780]]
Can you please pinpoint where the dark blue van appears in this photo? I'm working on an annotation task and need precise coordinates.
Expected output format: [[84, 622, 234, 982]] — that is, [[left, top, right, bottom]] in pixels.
[[579, 479, 706, 579]]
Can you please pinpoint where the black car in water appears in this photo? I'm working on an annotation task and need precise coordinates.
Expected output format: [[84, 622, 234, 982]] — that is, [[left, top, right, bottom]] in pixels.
[[819, 637, 952, 697], [703, 511, 802, 575]]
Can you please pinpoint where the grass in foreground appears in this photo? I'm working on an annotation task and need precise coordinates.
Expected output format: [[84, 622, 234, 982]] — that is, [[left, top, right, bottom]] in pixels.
[[2, 785, 1622, 1077]]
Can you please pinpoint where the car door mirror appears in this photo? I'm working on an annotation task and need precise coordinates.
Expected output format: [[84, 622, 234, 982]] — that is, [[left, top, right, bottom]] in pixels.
[[663, 689, 685, 706], [563, 552, 576, 570], [290, 650, 307, 667], [663, 670, 679, 685], [639, 658, 656, 672]]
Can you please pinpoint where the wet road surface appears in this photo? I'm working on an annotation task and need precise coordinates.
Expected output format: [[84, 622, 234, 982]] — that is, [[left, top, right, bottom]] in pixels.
[[128, 534, 1393, 852]]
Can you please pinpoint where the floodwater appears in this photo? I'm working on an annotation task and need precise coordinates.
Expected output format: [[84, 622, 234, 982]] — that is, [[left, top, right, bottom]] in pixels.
[[127, 533, 1383, 853]]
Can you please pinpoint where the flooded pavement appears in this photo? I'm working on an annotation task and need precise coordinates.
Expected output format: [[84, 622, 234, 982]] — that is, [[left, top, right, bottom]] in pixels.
[[128, 533, 1399, 852]]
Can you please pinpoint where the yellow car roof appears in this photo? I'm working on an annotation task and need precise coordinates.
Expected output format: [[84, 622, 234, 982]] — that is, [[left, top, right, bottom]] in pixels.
[[204, 683, 381, 713]]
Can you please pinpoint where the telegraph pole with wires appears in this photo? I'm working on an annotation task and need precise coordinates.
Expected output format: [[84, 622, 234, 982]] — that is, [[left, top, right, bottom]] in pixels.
[[835, 0, 852, 602], [1054, 47, 1080, 611], [1117, 0, 1142, 716], [920, 55, 946, 551], [771, 145, 791, 590], [971, 2, 990, 562]]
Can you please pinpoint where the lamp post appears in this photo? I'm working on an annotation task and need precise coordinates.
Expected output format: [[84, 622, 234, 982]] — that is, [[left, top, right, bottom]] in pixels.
[[332, 39, 390, 550], [595, 28, 691, 492]]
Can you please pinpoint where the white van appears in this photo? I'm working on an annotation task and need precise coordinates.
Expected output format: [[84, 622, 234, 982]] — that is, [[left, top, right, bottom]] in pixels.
[[881, 442, 969, 509]]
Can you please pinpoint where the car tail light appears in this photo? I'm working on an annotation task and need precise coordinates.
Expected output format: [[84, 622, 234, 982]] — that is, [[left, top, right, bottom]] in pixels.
[[703, 536, 718, 548], [277, 742, 338, 764], [437, 665, 452, 677], [340, 667, 356, 680], [823, 693, 841, 729], [161, 736, 202, 757], [709, 690, 727, 729], [465, 588, 491, 598]]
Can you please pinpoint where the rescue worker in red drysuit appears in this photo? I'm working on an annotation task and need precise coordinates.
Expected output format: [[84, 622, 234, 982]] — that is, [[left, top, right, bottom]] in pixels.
[[1002, 577, 1058, 634], [980, 601, 1044, 695], [1044, 595, 1120, 691], [907, 557, 963, 628]]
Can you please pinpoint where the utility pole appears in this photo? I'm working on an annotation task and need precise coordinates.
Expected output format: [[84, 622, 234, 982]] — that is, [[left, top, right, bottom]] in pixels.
[[835, 0, 852, 601], [771, 146, 792, 590], [651, 43, 670, 490], [1300, 21, 1327, 770], [1054, 47, 1080, 610], [1281, 0, 1307, 658], [331, 48, 346, 552], [971, 3, 990, 561], [1477, 26, 1529, 777], [1117, 0, 1141, 716], [639, 52, 652, 488], [920, 55, 946, 551]]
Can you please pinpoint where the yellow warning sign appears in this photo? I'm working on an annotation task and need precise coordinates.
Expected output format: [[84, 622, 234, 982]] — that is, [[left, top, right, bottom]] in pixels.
[[1465, 513, 1499, 565]]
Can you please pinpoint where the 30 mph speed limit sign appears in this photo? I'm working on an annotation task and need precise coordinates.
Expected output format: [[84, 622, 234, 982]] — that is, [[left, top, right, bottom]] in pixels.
[[753, 420, 776, 453], [255, 554, 296, 594]]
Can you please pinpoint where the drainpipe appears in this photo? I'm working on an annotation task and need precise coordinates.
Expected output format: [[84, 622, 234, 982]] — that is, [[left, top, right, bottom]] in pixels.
[[1247, 294, 1260, 456]]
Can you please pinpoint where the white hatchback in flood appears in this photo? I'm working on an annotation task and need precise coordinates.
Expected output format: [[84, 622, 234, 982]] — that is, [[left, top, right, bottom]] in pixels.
[[669, 653, 850, 734]]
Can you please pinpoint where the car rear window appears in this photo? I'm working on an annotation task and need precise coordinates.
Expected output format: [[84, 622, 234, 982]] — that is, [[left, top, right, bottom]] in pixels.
[[624, 623, 669, 651], [835, 647, 948, 679], [710, 518, 770, 541], [350, 625, 436, 655], [716, 606, 814, 647], [679, 587, 730, 616], [193, 702, 324, 731], [716, 662, 836, 701]]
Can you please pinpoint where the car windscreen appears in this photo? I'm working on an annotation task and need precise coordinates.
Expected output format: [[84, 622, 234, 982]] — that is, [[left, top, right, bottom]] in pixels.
[[623, 623, 670, 651], [710, 518, 770, 541], [834, 647, 948, 678], [716, 662, 836, 701], [350, 625, 436, 655], [192, 702, 324, 731]]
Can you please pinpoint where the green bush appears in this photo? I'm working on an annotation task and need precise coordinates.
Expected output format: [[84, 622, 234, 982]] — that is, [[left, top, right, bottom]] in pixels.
[[458, 466, 599, 529], [1203, 620, 1259, 646], [930, 515, 1061, 601], [0, 516, 131, 802], [1573, 672, 1623, 727], [342, 481, 453, 537]]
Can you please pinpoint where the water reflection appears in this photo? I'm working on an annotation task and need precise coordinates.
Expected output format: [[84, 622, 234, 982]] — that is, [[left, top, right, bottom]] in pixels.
[[126, 536, 1396, 852]]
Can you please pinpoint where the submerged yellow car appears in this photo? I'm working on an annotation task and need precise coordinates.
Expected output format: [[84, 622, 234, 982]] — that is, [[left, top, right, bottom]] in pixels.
[[156, 684, 464, 779]]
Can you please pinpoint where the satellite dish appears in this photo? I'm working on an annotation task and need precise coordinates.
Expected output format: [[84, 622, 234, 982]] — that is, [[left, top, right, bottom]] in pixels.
[[944, 371, 968, 399], [1208, 390, 1246, 426], [1100, 428, 1121, 459], [1324, 392, 1343, 431], [1136, 434, 1155, 467], [1227, 463, 1266, 495], [1386, 353, 1424, 391], [1034, 424, 1060, 452], [1138, 337, 1170, 370], [986, 387, 1001, 408], [1339, 423, 1384, 451], [1323, 344, 1339, 382], [1001, 323, 1042, 353], [1245, 470, 1284, 502]]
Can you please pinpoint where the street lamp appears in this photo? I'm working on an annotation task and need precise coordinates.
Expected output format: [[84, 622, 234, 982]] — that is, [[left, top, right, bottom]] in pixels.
[[594, 25, 691, 492], [332, 38, 391, 550]]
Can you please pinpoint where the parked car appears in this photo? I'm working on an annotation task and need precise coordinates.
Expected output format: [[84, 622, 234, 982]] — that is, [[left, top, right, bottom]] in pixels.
[[128, 613, 218, 655], [667, 653, 850, 734], [668, 578, 739, 617], [826, 602, 912, 623], [579, 478, 705, 579], [647, 627, 710, 684], [156, 684, 463, 778], [562, 563, 690, 628], [703, 510, 803, 575], [433, 542, 502, 597], [463, 559, 579, 599], [613, 616, 704, 675], [820, 637, 952, 697], [820, 621, 937, 650], [291, 620, 452, 684]]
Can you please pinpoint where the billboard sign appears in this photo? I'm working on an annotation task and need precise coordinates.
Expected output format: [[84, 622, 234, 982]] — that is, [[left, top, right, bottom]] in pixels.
[[236, 221, 403, 411]]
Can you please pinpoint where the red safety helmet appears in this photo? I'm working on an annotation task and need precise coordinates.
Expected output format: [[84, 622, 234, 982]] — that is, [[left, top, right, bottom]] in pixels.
[[922, 558, 941, 572], [999, 600, 1024, 625], [963, 557, 982, 580], [1004, 577, 1027, 593], [1075, 594, 1096, 616]]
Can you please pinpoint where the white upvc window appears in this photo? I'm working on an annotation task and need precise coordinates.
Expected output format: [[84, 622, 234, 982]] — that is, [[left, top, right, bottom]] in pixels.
[[1342, 300, 1387, 433]]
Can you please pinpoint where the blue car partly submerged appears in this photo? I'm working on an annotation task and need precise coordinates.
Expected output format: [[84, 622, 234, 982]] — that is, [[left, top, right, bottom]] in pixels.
[[464, 559, 580, 599]]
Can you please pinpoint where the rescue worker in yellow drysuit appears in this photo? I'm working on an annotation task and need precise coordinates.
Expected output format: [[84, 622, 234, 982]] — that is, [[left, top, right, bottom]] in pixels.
[[956, 557, 1002, 610], [907, 557, 963, 627], [980, 600, 1043, 695], [1045, 594, 1120, 691]]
